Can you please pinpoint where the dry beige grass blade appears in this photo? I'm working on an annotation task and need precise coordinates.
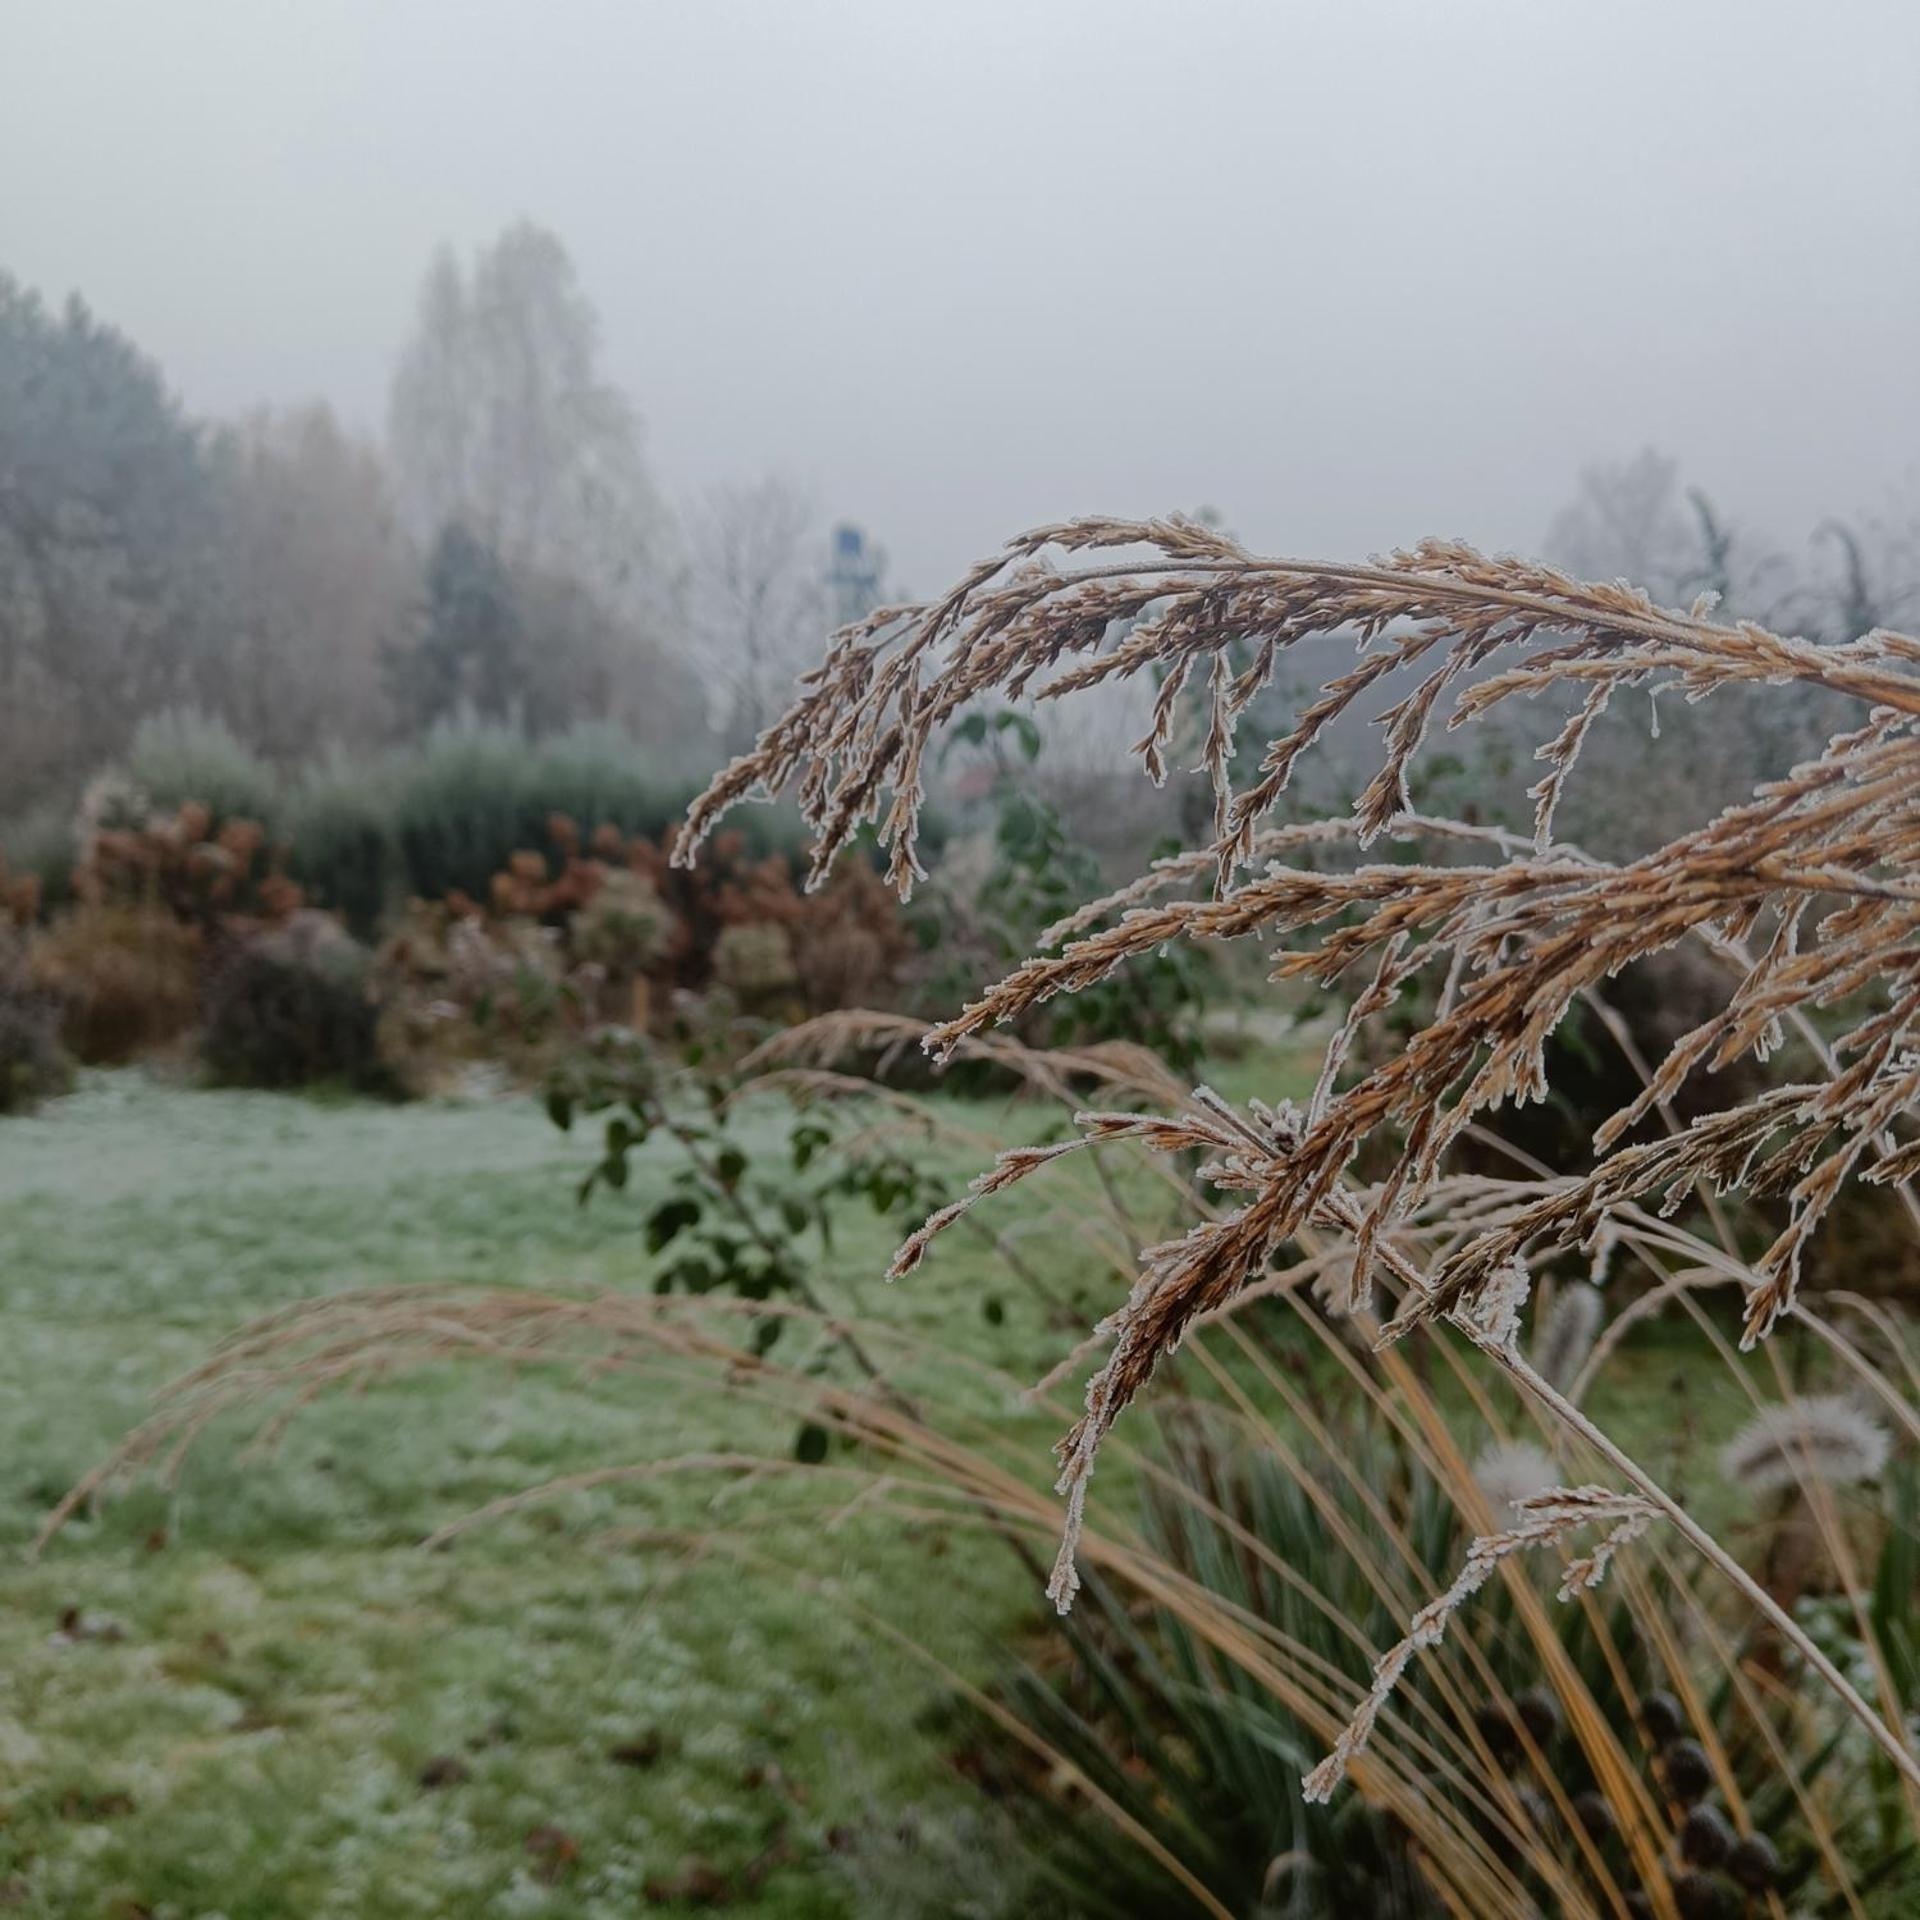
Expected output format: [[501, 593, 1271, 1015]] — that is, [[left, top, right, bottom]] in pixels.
[[741, 1006, 1192, 1110]]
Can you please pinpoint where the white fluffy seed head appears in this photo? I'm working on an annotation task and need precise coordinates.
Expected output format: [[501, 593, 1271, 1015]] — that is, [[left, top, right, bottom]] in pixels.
[[1472, 1440, 1560, 1518], [1531, 1285, 1604, 1394], [1719, 1395, 1891, 1498]]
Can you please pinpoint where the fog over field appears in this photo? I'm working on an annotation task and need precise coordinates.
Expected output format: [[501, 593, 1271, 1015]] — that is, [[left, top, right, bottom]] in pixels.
[[5, 0, 1916, 587]]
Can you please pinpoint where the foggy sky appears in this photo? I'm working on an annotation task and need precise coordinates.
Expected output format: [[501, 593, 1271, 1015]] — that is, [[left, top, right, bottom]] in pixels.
[[4, 0, 1916, 594]]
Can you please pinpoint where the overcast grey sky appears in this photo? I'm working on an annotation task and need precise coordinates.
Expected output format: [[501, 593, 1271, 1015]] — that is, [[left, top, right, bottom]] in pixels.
[[5, 0, 1916, 592]]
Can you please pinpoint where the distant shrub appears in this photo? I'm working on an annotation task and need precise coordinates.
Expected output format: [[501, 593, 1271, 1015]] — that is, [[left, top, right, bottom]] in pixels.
[[568, 866, 676, 1027], [1, 848, 41, 929], [0, 932, 72, 1113], [528, 722, 690, 845], [124, 708, 280, 831], [75, 801, 302, 930], [388, 714, 686, 904], [30, 904, 202, 1063], [284, 753, 398, 937], [0, 991, 70, 1112], [371, 898, 573, 1093], [711, 919, 800, 1004], [203, 914, 392, 1093], [788, 854, 915, 1014], [385, 714, 810, 906], [386, 713, 533, 903], [568, 866, 673, 975], [0, 801, 76, 918], [367, 810, 909, 1086]]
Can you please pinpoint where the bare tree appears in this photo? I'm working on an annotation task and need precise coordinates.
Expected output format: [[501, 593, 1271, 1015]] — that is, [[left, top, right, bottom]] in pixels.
[[1539, 452, 1852, 856], [206, 404, 415, 760], [689, 477, 829, 749], [387, 222, 686, 643], [1543, 448, 1703, 603]]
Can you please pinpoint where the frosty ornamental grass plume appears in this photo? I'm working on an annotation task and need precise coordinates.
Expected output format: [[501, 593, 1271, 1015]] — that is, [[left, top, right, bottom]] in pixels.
[[1721, 1394, 1892, 1498], [1300, 1484, 1661, 1804], [677, 514, 1920, 1791]]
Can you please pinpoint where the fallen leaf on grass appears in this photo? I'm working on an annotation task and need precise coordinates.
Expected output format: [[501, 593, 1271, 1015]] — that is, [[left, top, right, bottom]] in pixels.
[[525, 1825, 579, 1885]]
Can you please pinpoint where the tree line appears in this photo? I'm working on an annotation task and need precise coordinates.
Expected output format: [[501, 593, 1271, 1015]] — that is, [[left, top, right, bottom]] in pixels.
[[0, 221, 876, 824]]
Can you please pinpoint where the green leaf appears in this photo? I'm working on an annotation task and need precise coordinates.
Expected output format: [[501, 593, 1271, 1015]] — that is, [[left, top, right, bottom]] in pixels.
[[994, 709, 1043, 762], [645, 1196, 702, 1252]]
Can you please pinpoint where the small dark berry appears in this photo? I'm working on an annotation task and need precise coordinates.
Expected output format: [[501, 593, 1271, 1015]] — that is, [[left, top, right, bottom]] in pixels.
[[1725, 1833, 1779, 1893], [1571, 1789, 1616, 1839], [1671, 1869, 1727, 1920], [1640, 1689, 1684, 1744], [1474, 1701, 1519, 1764], [1661, 1737, 1713, 1804], [1680, 1803, 1732, 1866], [1514, 1685, 1562, 1748]]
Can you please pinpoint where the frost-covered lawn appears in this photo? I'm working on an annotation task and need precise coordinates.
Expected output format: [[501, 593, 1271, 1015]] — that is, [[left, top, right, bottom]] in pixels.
[[0, 1073, 1075, 1918]]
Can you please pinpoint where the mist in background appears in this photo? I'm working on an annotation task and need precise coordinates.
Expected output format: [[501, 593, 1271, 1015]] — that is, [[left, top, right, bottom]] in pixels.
[[5, 0, 1916, 591]]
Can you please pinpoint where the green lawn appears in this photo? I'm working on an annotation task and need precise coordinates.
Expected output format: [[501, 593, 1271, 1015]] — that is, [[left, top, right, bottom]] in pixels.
[[0, 1064, 1779, 1918], [0, 1072, 1082, 1919]]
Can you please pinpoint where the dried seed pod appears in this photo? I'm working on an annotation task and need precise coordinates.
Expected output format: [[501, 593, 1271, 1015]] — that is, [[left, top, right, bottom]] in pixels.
[[1473, 1439, 1559, 1517], [1680, 1803, 1733, 1867], [1661, 1737, 1713, 1805], [1532, 1283, 1603, 1394], [1513, 1784, 1551, 1831]]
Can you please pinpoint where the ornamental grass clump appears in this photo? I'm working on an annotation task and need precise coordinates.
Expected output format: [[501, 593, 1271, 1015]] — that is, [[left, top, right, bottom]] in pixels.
[[675, 514, 1920, 1793]]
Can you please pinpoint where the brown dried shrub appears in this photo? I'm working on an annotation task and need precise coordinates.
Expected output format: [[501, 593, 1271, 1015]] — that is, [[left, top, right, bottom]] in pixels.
[[408, 815, 910, 1025], [29, 905, 204, 1064]]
